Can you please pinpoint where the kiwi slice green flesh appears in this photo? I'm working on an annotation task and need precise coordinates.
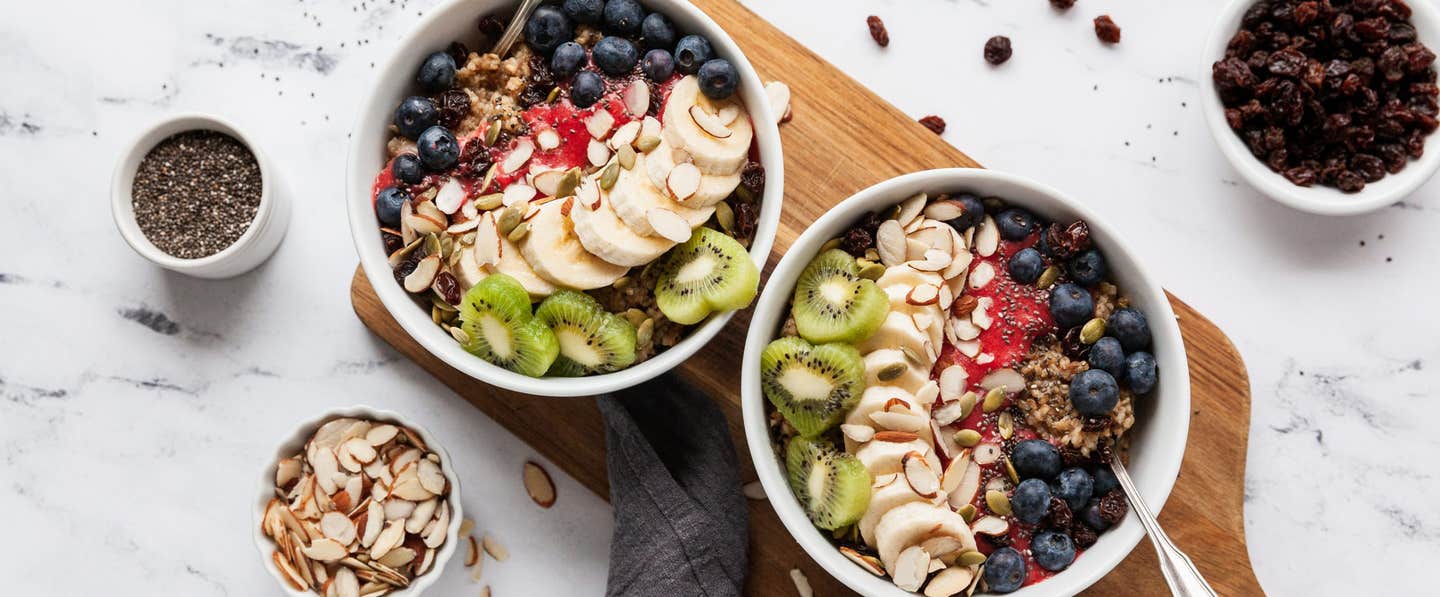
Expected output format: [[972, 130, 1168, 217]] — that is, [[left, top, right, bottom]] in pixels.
[[653, 227, 759, 326], [459, 274, 559, 378], [792, 249, 889, 344], [786, 437, 872, 530], [535, 290, 637, 376], [761, 336, 865, 437]]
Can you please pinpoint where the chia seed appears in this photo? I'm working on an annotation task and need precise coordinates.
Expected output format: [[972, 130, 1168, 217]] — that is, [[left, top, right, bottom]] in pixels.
[[131, 130, 262, 259]]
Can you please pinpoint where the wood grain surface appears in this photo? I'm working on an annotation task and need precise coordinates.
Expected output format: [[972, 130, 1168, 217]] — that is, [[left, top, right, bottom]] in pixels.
[[349, 0, 1262, 594]]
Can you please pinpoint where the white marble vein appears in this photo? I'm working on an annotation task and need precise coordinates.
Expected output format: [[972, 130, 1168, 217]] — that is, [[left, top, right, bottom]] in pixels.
[[0, 0, 1435, 595]]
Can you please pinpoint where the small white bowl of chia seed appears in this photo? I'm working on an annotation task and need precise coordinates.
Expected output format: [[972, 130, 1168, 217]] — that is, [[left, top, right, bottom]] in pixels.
[[111, 113, 290, 278]]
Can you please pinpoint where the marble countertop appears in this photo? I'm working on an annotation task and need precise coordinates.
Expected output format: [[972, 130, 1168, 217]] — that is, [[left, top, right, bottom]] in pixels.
[[2, 0, 1434, 594]]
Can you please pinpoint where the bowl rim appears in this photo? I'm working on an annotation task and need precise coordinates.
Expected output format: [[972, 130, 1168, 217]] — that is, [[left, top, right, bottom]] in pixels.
[[1198, 0, 1440, 216], [110, 112, 279, 270], [251, 406, 464, 597], [740, 168, 1191, 596], [345, 0, 784, 397]]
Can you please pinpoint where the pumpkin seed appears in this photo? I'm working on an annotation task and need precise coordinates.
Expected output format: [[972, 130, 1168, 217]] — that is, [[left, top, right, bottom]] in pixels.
[[497, 206, 522, 235], [507, 221, 530, 242], [958, 391, 978, 420], [449, 325, 471, 345], [623, 308, 648, 327], [715, 201, 736, 234], [439, 233, 454, 258], [636, 318, 655, 346], [1080, 317, 1106, 344], [431, 305, 444, 325], [985, 490, 1012, 516], [820, 237, 842, 253], [1003, 457, 1020, 484], [953, 429, 982, 448], [997, 412, 1014, 440], [864, 248, 881, 262], [431, 295, 459, 313], [957, 550, 988, 567], [613, 276, 631, 289], [1036, 265, 1061, 289], [857, 261, 886, 281], [418, 186, 439, 203], [982, 387, 1006, 413], [600, 162, 620, 190], [460, 231, 478, 244], [545, 86, 561, 104], [479, 163, 498, 194], [484, 120, 502, 146], [957, 504, 977, 523], [877, 362, 906, 382], [635, 135, 661, 153], [474, 193, 504, 211], [900, 347, 925, 367], [616, 144, 636, 170], [423, 233, 443, 258], [733, 185, 754, 203]]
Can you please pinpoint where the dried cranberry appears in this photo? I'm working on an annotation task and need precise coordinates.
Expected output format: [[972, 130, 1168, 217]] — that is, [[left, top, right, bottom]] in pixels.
[[866, 15, 889, 47], [1093, 15, 1121, 44], [1047, 497, 1074, 530], [455, 138, 494, 180], [433, 271, 462, 305], [919, 115, 946, 135], [1097, 489, 1129, 525], [984, 36, 1013, 65], [392, 250, 423, 286]]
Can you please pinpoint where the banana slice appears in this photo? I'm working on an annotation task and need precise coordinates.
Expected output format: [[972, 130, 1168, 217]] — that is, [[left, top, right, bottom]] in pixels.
[[608, 153, 715, 237], [854, 438, 941, 479], [862, 349, 932, 398], [858, 311, 933, 364], [859, 474, 945, 548], [517, 201, 629, 290], [661, 76, 753, 176], [455, 241, 486, 290], [644, 139, 742, 207], [485, 233, 557, 298], [570, 191, 677, 267], [876, 266, 947, 350], [844, 386, 929, 453], [874, 502, 976, 573]]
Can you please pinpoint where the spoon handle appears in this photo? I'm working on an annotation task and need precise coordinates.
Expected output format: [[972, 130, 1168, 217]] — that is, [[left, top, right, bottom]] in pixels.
[[1109, 453, 1217, 597], [492, 0, 545, 57]]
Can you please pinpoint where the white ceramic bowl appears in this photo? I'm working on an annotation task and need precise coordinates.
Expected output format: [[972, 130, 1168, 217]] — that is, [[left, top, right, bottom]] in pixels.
[[741, 169, 1191, 596], [1200, 0, 1440, 215], [253, 406, 463, 597], [112, 113, 289, 278], [346, 0, 783, 397]]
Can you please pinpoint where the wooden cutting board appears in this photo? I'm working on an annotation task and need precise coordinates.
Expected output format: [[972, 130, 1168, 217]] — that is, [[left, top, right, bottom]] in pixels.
[[351, 0, 1262, 594]]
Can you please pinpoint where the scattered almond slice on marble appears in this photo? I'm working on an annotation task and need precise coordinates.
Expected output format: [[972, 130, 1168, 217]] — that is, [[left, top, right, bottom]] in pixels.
[[789, 568, 813, 597], [481, 534, 509, 562], [742, 481, 767, 500], [523, 461, 557, 508]]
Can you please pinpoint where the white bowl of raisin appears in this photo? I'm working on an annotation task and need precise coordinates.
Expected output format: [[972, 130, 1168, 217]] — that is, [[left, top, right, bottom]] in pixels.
[[1201, 0, 1440, 215]]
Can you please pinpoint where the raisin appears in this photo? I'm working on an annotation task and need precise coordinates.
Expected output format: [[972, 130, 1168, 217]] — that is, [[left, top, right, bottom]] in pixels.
[[1336, 170, 1367, 192], [1044, 220, 1091, 260], [477, 14, 506, 37], [1059, 446, 1091, 468], [445, 41, 471, 68], [1267, 48, 1307, 77], [1294, 1, 1320, 26], [739, 162, 765, 199], [393, 250, 424, 285], [1097, 490, 1128, 525], [984, 36, 1013, 65], [455, 137, 494, 180], [1061, 327, 1089, 359], [1050, 0, 1076, 9], [1093, 15, 1121, 44], [381, 230, 404, 255], [1047, 497, 1075, 530], [734, 201, 758, 241], [1082, 415, 1111, 432], [1283, 166, 1319, 186], [866, 15, 889, 47], [433, 271, 462, 305], [435, 89, 471, 130], [919, 115, 946, 135], [1072, 521, 1099, 548], [839, 227, 873, 257]]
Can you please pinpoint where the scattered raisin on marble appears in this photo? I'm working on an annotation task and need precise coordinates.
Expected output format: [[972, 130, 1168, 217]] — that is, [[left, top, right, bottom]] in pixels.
[[1050, 0, 1076, 10], [985, 36, 1014, 65], [1094, 15, 1121, 44], [866, 16, 890, 47], [919, 115, 947, 135]]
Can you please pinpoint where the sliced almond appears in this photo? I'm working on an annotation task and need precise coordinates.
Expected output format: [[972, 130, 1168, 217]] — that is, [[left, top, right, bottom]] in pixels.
[[344, 438, 377, 464], [666, 163, 702, 201], [950, 318, 981, 342], [586, 109, 615, 139], [948, 458, 982, 509], [383, 498, 416, 522], [531, 169, 565, 197], [474, 212, 502, 266], [321, 511, 358, 544], [974, 215, 999, 257], [536, 128, 560, 151], [501, 139, 534, 173], [623, 80, 650, 116], [302, 537, 350, 563], [932, 420, 959, 464], [587, 138, 612, 167], [869, 410, 927, 433], [971, 297, 994, 329], [872, 430, 919, 443], [333, 567, 360, 597], [924, 565, 976, 597], [417, 459, 446, 495], [273, 550, 308, 590], [941, 449, 972, 495], [901, 452, 942, 498], [923, 199, 966, 221], [942, 243, 972, 280], [609, 120, 641, 149], [406, 498, 439, 533], [502, 183, 537, 207], [973, 443, 1002, 465], [523, 461, 557, 509], [369, 520, 406, 560], [647, 208, 692, 242], [434, 178, 465, 214], [446, 218, 480, 234], [876, 220, 906, 267], [840, 424, 875, 443], [405, 211, 445, 237], [366, 425, 398, 447], [640, 115, 662, 140], [764, 81, 791, 124], [912, 248, 952, 272], [968, 261, 995, 289], [576, 179, 602, 211], [789, 568, 813, 597], [971, 515, 1010, 536], [276, 457, 303, 491], [956, 339, 981, 358], [980, 368, 1025, 394], [915, 380, 940, 406], [891, 545, 931, 591], [377, 546, 416, 569], [839, 546, 885, 576], [465, 535, 480, 566], [896, 192, 927, 227], [424, 502, 449, 549], [905, 284, 940, 306], [688, 105, 733, 138], [360, 500, 383, 547], [403, 255, 441, 293], [481, 534, 509, 562]]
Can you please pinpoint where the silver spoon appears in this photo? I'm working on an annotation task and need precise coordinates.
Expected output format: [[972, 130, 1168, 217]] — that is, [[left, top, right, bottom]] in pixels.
[[1108, 451, 1217, 597], [491, 0, 545, 57]]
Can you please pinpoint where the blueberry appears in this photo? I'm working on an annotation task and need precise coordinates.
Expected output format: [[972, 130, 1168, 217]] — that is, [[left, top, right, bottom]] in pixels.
[[593, 36, 639, 75], [1106, 307, 1151, 352], [416, 52, 456, 92], [1087, 337, 1125, 378], [570, 71, 606, 108], [674, 35, 713, 74], [1031, 530, 1077, 571], [996, 207, 1038, 240], [696, 59, 738, 99], [1012, 439, 1062, 480], [1081, 498, 1111, 530], [946, 192, 985, 231], [1069, 369, 1120, 416], [550, 42, 587, 78], [1010, 478, 1052, 524], [1007, 247, 1045, 284], [391, 154, 425, 185], [602, 0, 644, 35], [1052, 467, 1094, 511], [1036, 232, 1053, 257], [524, 5, 573, 56], [393, 96, 439, 140], [561, 0, 604, 24], [416, 126, 460, 171], [1124, 351, 1158, 395], [1049, 283, 1094, 329], [1067, 249, 1107, 287], [641, 12, 677, 50], [983, 547, 1027, 594], [1091, 466, 1119, 495], [375, 186, 409, 226], [642, 49, 675, 81]]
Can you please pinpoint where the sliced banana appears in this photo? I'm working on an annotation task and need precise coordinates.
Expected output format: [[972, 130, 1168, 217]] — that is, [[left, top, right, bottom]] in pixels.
[[517, 201, 629, 290], [455, 240, 486, 290], [873, 502, 977, 573], [876, 265, 946, 349], [859, 474, 945, 548], [661, 76, 753, 176], [608, 153, 714, 237], [570, 191, 676, 267], [484, 232, 557, 298], [645, 138, 742, 207], [858, 311, 933, 363], [844, 386, 927, 453], [862, 349, 931, 398], [854, 438, 941, 479]]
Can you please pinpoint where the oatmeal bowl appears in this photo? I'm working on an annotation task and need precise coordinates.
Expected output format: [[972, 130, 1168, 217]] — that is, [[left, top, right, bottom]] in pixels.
[[347, 0, 783, 396], [740, 169, 1189, 595]]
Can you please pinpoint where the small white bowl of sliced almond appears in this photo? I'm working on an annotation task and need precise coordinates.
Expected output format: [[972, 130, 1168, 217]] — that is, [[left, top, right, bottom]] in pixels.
[[254, 408, 463, 597]]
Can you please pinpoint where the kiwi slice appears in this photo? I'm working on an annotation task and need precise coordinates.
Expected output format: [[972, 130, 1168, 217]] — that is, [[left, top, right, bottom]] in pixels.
[[459, 274, 559, 377], [786, 436, 872, 530], [534, 290, 637, 376], [791, 249, 889, 344], [761, 336, 865, 437], [653, 227, 760, 325]]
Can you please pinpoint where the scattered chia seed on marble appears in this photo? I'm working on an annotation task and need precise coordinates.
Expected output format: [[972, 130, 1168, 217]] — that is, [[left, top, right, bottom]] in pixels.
[[131, 130, 262, 259]]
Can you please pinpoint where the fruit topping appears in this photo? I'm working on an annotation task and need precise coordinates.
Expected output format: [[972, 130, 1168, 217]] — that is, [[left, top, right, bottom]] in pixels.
[[641, 13, 677, 50], [642, 49, 676, 81], [785, 437, 872, 530], [982, 547, 1027, 593], [1010, 478, 1052, 524], [1007, 246, 1045, 284], [602, 0, 644, 36], [1086, 336, 1125, 378], [594, 36, 640, 75], [762, 337, 866, 437], [648, 227, 758, 323], [550, 41, 586, 78], [1052, 467, 1095, 511], [394, 96, 439, 140], [1068, 369, 1120, 416], [524, 5, 572, 56], [1067, 248, 1107, 287], [792, 249, 890, 344], [995, 207, 1038, 241], [1106, 307, 1151, 352], [1011, 439, 1062, 480], [561, 0, 603, 24], [534, 290, 638, 376], [458, 274, 560, 377], [376, 187, 409, 227], [570, 71, 606, 108], [417, 51, 457, 92], [697, 59, 739, 100], [1048, 283, 1095, 329], [416, 126, 460, 171], [1124, 351, 1158, 395], [1031, 529, 1077, 571], [392, 153, 425, 185], [674, 34, 713, 74]]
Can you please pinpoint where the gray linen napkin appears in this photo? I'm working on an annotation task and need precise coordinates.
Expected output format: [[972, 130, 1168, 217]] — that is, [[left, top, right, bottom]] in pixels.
[[596, 373, 748, 597]]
